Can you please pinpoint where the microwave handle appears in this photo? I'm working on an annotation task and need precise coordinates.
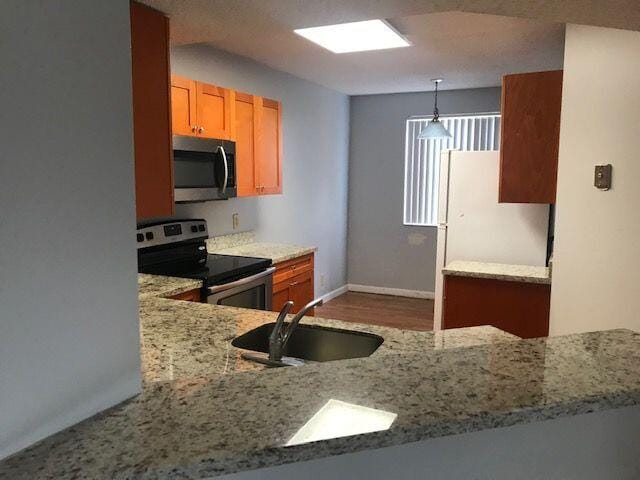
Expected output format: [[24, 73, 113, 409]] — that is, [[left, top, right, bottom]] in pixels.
[[217, 145, 228, 195]]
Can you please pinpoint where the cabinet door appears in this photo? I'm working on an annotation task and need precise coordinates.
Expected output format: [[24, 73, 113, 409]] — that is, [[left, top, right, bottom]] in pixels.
[[256, 97, 283, 195], [272, 281, 291, 313], [170, 75, 197, 136], [234, 92, 259, 196], [288, 270, 314, 316], [196, 82, 234, 139], [499, 70, 563, 204], [443, 275, 550, 338], [130, 2, 174, 220]]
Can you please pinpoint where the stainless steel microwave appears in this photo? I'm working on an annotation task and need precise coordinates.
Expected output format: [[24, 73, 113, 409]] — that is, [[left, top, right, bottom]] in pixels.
[[173, 135, 237, 203]]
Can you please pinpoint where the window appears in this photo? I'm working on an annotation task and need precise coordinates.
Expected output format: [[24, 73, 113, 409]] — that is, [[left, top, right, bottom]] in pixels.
[[403, 114, 501, 226]]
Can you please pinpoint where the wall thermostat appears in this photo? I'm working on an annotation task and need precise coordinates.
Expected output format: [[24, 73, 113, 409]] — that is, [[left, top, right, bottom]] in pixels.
[[594, 164, 612, 191]]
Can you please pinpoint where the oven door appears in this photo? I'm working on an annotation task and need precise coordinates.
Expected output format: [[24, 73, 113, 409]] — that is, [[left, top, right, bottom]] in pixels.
[[206, 267, 274, 310]]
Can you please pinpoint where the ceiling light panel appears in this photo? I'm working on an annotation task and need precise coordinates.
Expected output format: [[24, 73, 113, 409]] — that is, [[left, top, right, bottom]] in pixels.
[[294, 19, 410, 54]]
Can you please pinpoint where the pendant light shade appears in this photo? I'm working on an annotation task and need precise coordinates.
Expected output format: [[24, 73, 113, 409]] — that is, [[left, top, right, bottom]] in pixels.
[[418, 78, 452, 140]]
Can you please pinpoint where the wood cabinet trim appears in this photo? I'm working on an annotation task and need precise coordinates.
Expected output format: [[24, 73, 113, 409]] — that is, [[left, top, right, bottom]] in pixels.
[[168, 288, 201, 302]]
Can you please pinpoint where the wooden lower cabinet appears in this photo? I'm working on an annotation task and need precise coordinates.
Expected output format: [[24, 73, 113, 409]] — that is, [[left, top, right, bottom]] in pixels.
[[442, 275, 550, 338], [271, 254, 315, 315], [168, 288, 201, 303]]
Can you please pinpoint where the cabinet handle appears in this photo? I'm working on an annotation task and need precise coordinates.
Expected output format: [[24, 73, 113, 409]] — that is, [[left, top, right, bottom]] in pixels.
[[191, 125, 197, 133], [198, 126, 205, 134], [290, 281, 300, 287]]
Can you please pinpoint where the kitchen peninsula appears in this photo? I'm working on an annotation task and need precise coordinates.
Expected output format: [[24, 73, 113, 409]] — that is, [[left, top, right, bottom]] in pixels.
[[1, 275, 640, 479]]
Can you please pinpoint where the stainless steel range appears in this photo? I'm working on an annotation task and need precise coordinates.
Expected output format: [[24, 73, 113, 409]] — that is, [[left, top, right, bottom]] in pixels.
[[136, 219, 274, 310]]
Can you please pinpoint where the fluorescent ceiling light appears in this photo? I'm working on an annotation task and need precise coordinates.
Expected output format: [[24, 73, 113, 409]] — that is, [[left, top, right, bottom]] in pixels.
[[294, 19, 410, 54], [286, 399, 397, 446]]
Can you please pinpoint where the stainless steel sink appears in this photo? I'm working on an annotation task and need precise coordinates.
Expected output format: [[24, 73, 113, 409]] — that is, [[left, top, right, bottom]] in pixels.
[[231, 322, 384, 363]]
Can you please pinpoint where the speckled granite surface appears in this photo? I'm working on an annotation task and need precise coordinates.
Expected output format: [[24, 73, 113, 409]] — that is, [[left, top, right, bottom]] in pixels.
[[138, 273, 202, 300], [3, 326, 640, 479], [444, 260, 551, 284], [207, 236, 317, 264], [140, 296, 518, 382], [4, 275, 638, 480], [205, 231, 256, 251]]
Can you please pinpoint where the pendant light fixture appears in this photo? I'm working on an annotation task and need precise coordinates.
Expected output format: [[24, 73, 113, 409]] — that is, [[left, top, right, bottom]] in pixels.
[[418, 78, 451, 139]]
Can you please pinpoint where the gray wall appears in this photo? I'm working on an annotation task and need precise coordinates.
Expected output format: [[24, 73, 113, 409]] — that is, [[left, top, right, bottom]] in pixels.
[[347, 88, 501, 293], [0, 0, 140, 459], [173, 46, 350, 296]]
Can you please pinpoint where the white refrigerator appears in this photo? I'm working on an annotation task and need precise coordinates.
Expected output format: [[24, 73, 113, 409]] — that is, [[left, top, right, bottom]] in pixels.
[[433, 150, 549, 330]]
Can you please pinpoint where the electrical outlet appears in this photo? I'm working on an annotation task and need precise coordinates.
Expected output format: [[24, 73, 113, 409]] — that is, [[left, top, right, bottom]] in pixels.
[[320, 274, 326, 288], [594, 164, 612, 190], [232, 213, 239, 230]]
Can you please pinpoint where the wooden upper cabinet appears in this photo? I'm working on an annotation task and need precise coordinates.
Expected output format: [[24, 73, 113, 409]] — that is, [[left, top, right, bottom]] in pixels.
[[234, 92, 258, 196], [130, 2, 174, 220], [170, 75, 197, 136], [256, 97, 283, 195], [196, 83, 234, 139], [170, 75, 234, 139], [499, 70, 563, 204], [168, 75, 283, 197]]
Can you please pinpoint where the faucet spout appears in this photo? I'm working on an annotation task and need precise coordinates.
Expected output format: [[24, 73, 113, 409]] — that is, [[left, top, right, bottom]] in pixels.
[[269, 301, 293, 361], [267, 297, 323, 362], [281, 297, 324, 347]]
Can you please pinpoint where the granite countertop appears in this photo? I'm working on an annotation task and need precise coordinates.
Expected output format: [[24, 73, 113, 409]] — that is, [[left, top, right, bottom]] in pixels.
[[4, 275, 640, 479], [140, 295, 518, 382], [443, 260, 552, 285], [137, 273, 202, 300], [206, 231, 317, 264]]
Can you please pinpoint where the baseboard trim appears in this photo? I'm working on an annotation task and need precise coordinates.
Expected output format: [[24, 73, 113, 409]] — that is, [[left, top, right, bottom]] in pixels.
[[319, 285, 349, 303], [347, 284, 435, 300]]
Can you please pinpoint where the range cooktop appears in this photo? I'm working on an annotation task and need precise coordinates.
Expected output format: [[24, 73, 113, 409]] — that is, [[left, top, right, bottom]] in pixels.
[[140, 253, 272, 286]]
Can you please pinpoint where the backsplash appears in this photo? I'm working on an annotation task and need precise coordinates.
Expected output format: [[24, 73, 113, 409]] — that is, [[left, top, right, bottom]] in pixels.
[[206, 231, 256, 251]]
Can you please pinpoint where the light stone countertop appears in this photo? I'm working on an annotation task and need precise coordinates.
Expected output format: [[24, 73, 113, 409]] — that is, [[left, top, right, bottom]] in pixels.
[[137, 273, 202, 300], [4, 275, 640, 480], [206, 231, 317, 264], [137, 272, 517, 382], [444, 260, 552, 285]]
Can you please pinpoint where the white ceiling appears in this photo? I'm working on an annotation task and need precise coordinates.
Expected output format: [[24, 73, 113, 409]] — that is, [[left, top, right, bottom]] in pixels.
[[143, 1, 566, 95]]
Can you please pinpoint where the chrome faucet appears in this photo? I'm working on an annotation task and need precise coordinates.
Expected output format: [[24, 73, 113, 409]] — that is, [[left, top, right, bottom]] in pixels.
[[269, 298, 323, 362], [240, 297, 323, 367]]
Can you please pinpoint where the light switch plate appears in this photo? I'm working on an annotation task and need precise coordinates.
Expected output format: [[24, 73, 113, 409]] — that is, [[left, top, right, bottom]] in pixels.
[[594, 164, 612, 190]]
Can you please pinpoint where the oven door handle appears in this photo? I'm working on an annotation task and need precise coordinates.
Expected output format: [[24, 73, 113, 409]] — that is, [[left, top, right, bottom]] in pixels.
[[217, 145, 228, 196], [207, 266, 275, 294]]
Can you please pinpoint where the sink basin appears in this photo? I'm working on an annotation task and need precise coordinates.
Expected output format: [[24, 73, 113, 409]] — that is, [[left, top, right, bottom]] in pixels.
[[231, 322, 384, 362]]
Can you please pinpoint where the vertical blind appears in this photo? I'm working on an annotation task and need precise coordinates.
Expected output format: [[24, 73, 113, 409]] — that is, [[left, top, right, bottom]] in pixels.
[[403, 114, 501, 226]]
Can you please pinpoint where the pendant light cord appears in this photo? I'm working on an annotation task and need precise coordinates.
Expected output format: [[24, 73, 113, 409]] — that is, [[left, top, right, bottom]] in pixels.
[[433, 80, 440, 121]]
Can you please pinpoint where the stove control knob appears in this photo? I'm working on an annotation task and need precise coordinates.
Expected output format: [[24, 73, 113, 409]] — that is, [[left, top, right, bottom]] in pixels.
[[191, 225, 198, 233], [145, 232, 154, 240], [136, 233, 144, 243]]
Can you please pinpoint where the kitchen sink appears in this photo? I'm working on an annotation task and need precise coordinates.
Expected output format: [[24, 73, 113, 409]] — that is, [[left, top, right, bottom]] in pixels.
[[231, 322, 384, 362]]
